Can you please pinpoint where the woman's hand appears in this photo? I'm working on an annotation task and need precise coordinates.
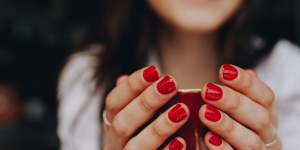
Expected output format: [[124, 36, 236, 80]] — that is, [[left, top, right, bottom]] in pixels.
[[102, 66, 188, 150], [199, 64, 282, 150]]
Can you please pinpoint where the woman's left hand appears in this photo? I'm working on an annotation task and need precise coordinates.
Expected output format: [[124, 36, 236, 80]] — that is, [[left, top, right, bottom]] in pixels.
[[199, 64, 282, 150]]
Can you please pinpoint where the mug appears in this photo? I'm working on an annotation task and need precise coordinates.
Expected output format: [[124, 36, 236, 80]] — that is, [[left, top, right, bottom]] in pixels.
[[156, 89, 209, 150]]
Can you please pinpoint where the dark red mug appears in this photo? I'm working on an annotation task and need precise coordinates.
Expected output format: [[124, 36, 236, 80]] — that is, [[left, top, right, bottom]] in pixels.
[[141, 89, 209, 150]]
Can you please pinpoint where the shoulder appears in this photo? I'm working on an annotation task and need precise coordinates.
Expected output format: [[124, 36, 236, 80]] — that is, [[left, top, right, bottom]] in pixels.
[[57, 44, 106, 150], [255, 40, 300, 149], [58, 44, 103, 98], [255, 39, 300, 98]]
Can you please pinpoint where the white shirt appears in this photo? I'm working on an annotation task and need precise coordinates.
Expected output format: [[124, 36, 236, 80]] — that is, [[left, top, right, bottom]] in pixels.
[[57, 40, 300, 150]]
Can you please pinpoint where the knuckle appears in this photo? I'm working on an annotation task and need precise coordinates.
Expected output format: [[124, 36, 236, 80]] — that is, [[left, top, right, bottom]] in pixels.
[[257, 111, 271, 131], [126, 77, 136, 94], [242, 74, 253, 90], [224, 118, 235, 134], [230, 93, 241, 110], [264, 90, 275, 106], [105, 93, 116, 112], [139, 94, 153, 112], [111, 117, 130, 138], [151, 123, 166, 139], [249, 136, 263, 150]]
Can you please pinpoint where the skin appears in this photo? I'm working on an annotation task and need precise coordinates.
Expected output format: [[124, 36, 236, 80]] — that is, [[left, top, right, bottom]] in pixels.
[[103, 0, 281, 149], [147, 0, 243, 32]]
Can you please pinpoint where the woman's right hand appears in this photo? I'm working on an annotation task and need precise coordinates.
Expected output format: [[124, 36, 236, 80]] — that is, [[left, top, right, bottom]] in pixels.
[[102, 66, 189, 150]]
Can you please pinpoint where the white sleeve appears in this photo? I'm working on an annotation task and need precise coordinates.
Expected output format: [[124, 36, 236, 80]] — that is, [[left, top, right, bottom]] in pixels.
[[255, 40, 300, 150], [57, 45, 106, 150]]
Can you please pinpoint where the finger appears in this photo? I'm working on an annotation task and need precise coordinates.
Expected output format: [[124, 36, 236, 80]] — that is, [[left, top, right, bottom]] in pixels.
[[245, 68, 257, 77], [162, 137, 186, 150], [220, 64, 278, 128], [219, 64, 275, 109], [107, 76, 178, 149], [199, 104, 267, 150], [204, 131, 234, 150], [267, 138, 282, 150], [116, 75, 129, 86], [201, 83, 276, 143], [102, 122, 110, 137], [124, 103, 189, 150], [106, 65, 161, 122]]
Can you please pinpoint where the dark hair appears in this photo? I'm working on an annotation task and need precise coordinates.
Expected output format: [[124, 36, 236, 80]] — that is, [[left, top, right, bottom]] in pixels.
[[90, 0, 297, 118]]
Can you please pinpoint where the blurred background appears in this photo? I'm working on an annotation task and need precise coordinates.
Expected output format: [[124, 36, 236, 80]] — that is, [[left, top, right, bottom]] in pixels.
[[0, 0, 299, 150]]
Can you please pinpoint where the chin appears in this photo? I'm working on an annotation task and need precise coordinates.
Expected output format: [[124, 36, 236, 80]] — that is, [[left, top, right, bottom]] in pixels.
[[147, 0, 243, 33], [171, 15, 227, 33]]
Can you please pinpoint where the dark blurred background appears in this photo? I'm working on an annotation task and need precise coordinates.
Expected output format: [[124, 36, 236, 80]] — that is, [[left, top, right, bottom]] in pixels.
[[0, 0, 102, 149], [0, 0, 299, 150]]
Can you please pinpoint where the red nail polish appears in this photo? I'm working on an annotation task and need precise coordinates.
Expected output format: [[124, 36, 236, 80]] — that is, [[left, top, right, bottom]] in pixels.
[[223, 64, 238, 81], [169, 138, 184, 150], [143, 66, 159, 82], [209, 132, 222, 146], [205, 104, 221, 122], [168, 104, 187, 123], [205, 83, 223, 101], [157, 76, 176, 95]]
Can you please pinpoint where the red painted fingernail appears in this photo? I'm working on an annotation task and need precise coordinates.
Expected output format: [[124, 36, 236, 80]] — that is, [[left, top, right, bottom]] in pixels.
[[205, 83, 223, 101], [169, 138, 184, 150], [205, 104, 221, 122], [143, 66, 159, 82], [168, 104, 187, 123], [157, 76, 176, 95], [223, 64, 238, 80], [209, 132, 222, 146]]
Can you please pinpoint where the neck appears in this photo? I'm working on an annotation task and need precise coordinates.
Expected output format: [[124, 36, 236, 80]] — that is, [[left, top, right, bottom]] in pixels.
[[158, 26, 221, 89]]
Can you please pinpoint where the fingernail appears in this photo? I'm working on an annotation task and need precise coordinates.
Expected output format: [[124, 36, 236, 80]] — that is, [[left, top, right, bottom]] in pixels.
[[157, 76, 176, 95], [205, 83, 223, 101], [169, 138, 184, 150], [143, 66, 159, 82], [223, 64, 238, 81], [205, 104, 221, 122], [209, 132, 222, 146], [168, 104, 187, 123]]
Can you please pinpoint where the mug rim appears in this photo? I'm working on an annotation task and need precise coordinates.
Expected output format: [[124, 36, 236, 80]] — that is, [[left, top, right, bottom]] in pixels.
[[178, 89, 201, 92]]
